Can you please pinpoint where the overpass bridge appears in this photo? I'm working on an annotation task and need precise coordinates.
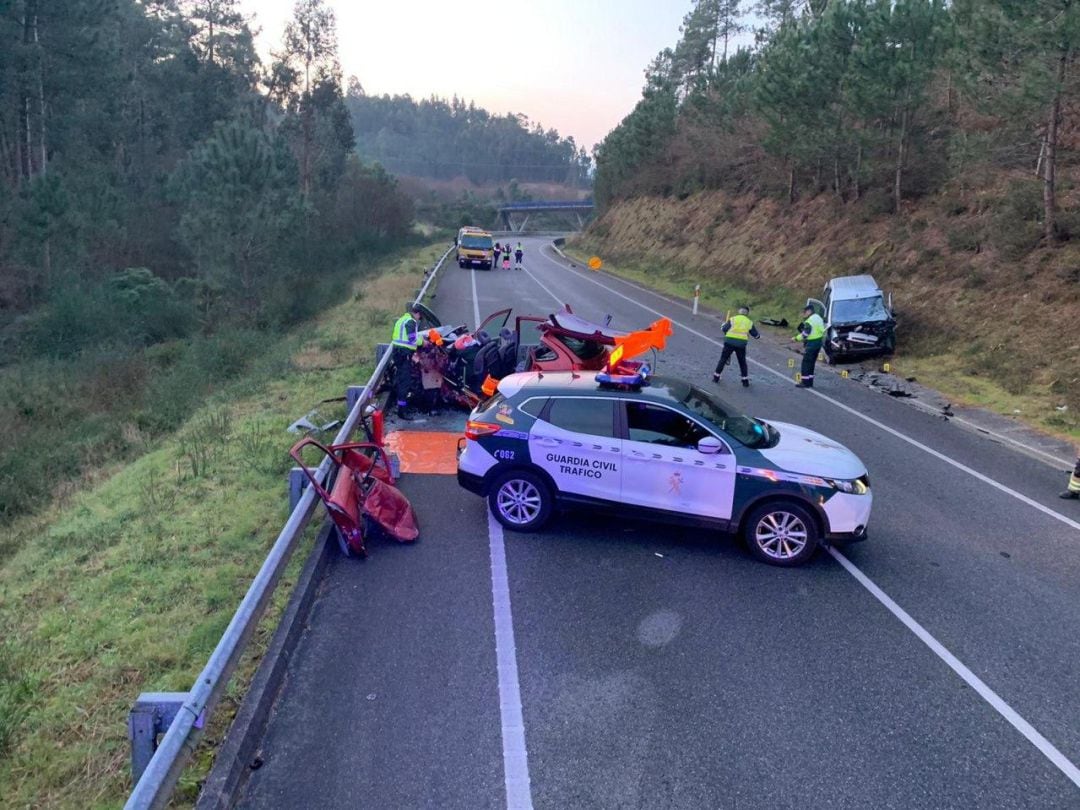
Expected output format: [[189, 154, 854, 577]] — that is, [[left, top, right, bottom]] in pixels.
[[497, 199, 594, 232]]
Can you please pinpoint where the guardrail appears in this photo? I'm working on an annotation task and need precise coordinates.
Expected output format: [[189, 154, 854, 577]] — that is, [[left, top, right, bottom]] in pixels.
[[124, 243, 456, 810]]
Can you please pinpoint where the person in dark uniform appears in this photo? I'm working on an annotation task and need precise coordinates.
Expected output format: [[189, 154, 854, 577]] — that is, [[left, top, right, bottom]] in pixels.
[[792, 304, 826, 388], [514, 242, 524, 267], [713, 306, 759, 387], [493, 242, 502, 269]]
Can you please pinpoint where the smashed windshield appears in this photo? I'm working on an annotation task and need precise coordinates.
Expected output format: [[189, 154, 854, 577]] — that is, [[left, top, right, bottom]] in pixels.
[[679, 385, 778, 449], [461, 234, 493, 250], [832, 295, 888, 324]]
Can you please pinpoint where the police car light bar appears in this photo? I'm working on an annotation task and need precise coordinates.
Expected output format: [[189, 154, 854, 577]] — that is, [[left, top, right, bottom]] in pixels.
[[596, 317, 672, 387], [596, 361, 651, 387]]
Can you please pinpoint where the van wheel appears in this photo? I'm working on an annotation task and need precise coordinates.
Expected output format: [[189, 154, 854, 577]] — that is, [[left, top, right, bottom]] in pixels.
[[743, 501, 819, 566], [488, 470, 553, 532]]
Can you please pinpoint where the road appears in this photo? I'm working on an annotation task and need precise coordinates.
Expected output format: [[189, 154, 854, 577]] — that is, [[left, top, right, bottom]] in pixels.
[[240, 236, 1080, 809]]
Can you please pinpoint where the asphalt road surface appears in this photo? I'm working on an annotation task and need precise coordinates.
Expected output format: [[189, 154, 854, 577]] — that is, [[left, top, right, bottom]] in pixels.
[[240, 236, 1080, 809]]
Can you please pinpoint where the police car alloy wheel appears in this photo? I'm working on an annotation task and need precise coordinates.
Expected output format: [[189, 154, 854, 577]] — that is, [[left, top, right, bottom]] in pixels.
[[489, 469, 553, 531], [744, 501, 819, 566]]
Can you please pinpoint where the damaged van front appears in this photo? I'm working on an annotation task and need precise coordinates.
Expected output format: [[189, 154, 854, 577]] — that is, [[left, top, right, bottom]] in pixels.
[[807, 275, 896, 363]]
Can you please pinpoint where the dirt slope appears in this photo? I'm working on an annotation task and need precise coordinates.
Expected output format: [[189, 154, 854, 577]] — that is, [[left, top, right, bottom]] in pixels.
[[576, 190, 1080, 436]]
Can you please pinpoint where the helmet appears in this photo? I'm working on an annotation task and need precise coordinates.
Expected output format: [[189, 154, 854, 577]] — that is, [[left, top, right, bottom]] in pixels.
[[738, 306, 750, 315]]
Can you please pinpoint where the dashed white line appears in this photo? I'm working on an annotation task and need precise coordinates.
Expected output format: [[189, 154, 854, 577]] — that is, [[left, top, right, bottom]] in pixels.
[[470, 261, 482, 331], [487, 505, 534, 809], [471, 259, 533, 808]]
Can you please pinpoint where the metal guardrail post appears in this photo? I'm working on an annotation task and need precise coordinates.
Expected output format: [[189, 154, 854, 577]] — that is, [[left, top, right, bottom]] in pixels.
[[288, 468, 310, 512], [124, 243, 455, 810]]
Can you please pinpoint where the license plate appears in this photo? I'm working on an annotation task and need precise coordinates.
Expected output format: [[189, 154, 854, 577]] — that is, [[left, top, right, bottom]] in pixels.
[[846, 332, 878, 344]]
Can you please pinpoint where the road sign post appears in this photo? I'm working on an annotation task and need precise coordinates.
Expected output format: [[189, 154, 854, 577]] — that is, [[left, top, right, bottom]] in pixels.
[[693, 284, 700, 316]]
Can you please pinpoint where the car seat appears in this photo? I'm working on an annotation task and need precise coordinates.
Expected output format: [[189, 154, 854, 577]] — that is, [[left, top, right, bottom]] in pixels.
[[498, 328, 518, 378]]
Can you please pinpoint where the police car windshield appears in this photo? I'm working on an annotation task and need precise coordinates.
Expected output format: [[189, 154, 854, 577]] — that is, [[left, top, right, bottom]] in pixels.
[[832, 295, 888, 324], [679, 385, 777, 449]]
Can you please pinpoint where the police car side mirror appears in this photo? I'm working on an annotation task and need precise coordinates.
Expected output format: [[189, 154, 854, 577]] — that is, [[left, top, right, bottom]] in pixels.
[[697, 436, 724, 455]]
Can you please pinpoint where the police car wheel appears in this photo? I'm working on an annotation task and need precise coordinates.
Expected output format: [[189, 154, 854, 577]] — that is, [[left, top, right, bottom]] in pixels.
[[744, 501, 819, 566], [489, 470, 553, 532]]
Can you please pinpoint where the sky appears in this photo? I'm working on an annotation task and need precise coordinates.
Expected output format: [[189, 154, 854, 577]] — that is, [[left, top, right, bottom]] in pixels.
[[236, 0, 695, 151]]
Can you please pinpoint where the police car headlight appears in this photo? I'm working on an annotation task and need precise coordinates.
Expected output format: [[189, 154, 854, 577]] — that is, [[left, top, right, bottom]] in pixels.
[[829, 477, 869, 495]]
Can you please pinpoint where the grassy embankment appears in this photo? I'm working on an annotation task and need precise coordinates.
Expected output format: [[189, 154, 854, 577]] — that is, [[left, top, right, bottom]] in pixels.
[[0, 241, 446, 808], [567, 191, 1080, 442]]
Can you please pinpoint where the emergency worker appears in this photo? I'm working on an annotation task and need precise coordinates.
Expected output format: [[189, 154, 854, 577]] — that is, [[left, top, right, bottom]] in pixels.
[[493, 242, 502, 268], [792, 304, 826, 388], [390, 304, 424, 419], [1062, 455, 1080, 500], [713, 306, 759, 387], [514, 242, 524, 267]]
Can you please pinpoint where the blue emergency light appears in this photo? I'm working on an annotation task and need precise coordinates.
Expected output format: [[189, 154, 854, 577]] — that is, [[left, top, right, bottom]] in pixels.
[[596, 361, 651, 388]]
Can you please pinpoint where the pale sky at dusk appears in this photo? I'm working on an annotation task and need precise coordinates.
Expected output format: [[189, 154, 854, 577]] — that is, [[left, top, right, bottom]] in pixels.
[[238, 0, 696, 152]]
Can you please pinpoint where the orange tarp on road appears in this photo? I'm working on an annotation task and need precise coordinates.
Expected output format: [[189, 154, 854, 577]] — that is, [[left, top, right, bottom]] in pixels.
[[383, 431, 461, 475]]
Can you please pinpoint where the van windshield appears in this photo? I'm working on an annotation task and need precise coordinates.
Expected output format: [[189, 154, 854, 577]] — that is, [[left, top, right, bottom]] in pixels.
[[461, 235, 493, 250], [832, 295, 888, 325]]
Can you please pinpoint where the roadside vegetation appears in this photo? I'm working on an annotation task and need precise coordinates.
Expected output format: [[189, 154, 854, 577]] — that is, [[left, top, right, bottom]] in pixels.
[[0, 0, 414, 524], [584, 0, 1080, 439], [0, 243, 445, 808]]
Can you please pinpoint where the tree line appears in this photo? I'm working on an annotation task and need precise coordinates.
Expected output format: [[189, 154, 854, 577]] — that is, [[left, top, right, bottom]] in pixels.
[[0, 0, 413, 340], [345, 90, 593, 187], [0, 0, 415, 521], [594, 0, 1080, 243]]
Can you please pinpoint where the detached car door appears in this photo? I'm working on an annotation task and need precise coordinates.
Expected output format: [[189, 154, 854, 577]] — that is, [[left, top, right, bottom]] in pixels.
[[529, 396, 622, 504], [618, 401, 736, 522]]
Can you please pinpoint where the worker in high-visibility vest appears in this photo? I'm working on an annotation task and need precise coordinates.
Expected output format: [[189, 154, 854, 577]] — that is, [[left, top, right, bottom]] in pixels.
[[390, 304, 424, 419], [713, 306, 759, 388], [792, 304, 826, 389], [1062, 455, 1080, 500]]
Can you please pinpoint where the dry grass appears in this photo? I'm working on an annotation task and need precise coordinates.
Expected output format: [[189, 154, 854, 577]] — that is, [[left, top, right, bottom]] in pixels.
[[0, 243, 445, 809], [573, 187, 1079, 440]]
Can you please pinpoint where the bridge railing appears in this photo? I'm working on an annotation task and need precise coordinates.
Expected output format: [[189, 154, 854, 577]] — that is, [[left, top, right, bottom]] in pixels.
[[497, 200, 594, 211], [124, 243, 455, 810]]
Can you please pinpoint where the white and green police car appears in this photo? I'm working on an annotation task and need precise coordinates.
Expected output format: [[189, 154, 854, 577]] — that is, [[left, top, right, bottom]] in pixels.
[[457, 368, 872, 566]]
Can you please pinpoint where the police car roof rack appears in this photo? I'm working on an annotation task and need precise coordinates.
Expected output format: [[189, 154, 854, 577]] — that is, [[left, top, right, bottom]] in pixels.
[[596, 361, 650, 390]]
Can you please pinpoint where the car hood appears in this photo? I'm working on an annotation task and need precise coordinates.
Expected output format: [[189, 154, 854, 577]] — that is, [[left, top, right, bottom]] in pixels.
[[757, 421, 867, 480]]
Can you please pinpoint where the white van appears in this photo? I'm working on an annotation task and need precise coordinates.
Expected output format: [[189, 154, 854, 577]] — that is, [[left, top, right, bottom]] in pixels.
[[806, 275, 896, 362]]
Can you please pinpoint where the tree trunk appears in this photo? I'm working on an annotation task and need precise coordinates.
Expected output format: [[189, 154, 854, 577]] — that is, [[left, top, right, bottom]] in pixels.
[[853, 142, 861, 201], [834, 157, 842, 199], [787, 163, 796, 204], [34, 10, 46, 177], [208, 1, 216, 65], [1043, 52, 1066, 243], [893, 107, 908, 214]]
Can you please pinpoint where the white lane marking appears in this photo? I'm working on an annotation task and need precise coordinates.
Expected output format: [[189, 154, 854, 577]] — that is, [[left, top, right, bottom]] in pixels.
[[487, 511, 534, 809], [829, 546, 1080, 788], [470, 263, 482, 331], [521, 265, 567, 309], [474, 255, 533, 808], [533, 248, 1080, 534], [540, 245, 1075, 471], [533, 243, 1080, 785]]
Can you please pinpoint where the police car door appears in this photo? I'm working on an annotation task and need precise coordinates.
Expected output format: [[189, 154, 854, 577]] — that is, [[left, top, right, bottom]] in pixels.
[[619, 401, 736, 521], [529, 396, 621, 503]]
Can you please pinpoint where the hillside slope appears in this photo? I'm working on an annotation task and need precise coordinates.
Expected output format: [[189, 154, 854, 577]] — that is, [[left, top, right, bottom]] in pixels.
[[574, 190, 1079, 437]]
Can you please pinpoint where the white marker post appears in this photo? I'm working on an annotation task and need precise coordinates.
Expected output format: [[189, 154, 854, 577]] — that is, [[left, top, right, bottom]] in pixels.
[[693, 284, 700, 316]]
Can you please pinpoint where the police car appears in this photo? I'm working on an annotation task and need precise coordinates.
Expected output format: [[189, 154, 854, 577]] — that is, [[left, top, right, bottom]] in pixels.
[[457, 368, 872, 566]]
